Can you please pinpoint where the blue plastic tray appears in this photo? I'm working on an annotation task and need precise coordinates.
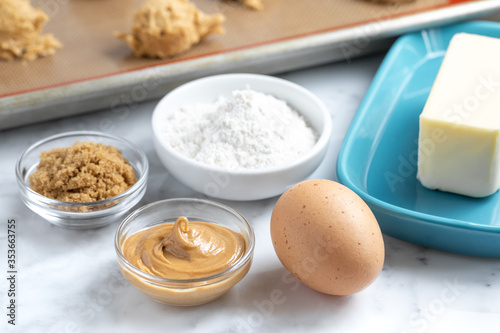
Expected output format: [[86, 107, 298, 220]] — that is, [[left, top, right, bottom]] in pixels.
[[337, 21, 500, 257]]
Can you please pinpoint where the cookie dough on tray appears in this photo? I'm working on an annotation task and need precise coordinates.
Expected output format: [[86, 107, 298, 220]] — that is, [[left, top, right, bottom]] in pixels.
[[115, 0, 225, 58], [237, 0, 263, 10], [0, 0, 61, 61], [364, 0, 415, 3]]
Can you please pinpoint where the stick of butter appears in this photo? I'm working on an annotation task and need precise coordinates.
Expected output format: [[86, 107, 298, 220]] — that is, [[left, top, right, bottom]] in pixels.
[[417, 33, 500, 198]]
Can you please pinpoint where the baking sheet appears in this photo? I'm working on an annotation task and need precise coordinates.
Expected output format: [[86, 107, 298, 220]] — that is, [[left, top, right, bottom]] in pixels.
[[1, 0, 500, 129]]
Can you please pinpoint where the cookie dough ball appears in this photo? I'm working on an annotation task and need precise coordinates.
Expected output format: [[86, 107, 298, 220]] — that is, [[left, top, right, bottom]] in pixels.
[[364, 0, 415, 3], [116, 0, 225, 58], [0, 0, 61, 61], [238, 0, 263, 10]]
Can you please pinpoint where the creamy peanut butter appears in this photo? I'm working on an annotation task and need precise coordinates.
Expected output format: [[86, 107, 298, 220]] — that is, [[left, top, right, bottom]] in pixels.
[[122, 216, 246, 279]]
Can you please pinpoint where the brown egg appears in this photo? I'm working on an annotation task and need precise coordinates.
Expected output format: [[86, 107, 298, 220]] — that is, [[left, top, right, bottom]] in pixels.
[[270, 179, 384, 295]]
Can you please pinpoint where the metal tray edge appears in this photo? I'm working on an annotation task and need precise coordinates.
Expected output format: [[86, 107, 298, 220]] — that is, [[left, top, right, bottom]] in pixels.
[[1, 0, 500, 130]]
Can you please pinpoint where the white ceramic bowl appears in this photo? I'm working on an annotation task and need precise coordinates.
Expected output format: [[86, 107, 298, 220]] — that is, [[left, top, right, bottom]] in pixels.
[[152, 73, 332, 201]]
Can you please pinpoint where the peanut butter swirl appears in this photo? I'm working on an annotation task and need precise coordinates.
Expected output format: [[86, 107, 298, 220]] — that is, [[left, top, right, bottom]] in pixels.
[[122, 216, 246, 279]]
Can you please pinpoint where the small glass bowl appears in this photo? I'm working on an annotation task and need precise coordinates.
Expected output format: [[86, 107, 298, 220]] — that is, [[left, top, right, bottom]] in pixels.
[[115, 198, 255, 306], [15, 131, 149, 229]]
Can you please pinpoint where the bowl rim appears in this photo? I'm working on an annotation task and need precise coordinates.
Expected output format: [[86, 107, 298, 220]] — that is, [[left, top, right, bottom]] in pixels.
[[151, 73, 332, 176], [15, 130, 149, 211], [114, 198, 256, 287]]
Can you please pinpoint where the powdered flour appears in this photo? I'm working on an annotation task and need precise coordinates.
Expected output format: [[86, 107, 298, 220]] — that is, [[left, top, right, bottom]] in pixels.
[[162, 89, 318, 169]]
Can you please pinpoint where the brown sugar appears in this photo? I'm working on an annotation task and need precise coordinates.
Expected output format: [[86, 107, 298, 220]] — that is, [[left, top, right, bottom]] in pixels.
[[29, 142, 137, 203]]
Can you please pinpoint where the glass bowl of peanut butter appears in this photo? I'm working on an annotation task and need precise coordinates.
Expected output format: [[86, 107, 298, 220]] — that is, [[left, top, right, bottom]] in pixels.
[[114, 198, 255, 306]]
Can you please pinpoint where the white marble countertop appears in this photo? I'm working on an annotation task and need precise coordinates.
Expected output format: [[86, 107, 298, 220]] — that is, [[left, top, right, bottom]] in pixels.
[[2, 51, 500, 333]]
